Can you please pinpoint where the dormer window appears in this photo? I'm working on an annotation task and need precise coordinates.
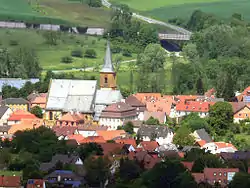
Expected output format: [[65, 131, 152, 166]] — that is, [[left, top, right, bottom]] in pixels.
[[104, 77, 108, 84]]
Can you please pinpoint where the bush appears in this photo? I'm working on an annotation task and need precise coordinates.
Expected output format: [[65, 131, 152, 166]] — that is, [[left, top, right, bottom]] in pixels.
[[9, 40, 19, 46], [92, 40, 96, 45], [84, 49, 97, 58], [122, 49, 132, 57], [61, 56, 73, 64], [111, 46, 122, 54], [71, 49, 83, 58], [87, 0, 102, 7]]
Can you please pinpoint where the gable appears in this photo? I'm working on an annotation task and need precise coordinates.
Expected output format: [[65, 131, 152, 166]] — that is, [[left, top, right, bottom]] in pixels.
[[234, 106, 250, 118]]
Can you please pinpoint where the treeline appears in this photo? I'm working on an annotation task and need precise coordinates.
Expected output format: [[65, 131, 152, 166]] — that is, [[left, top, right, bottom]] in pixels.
[[170, 10, 250, 100]]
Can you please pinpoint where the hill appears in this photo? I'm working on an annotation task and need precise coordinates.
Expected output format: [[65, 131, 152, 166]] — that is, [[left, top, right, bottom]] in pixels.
[[111, 0, 250, 22], [0, 0, 111, 27]]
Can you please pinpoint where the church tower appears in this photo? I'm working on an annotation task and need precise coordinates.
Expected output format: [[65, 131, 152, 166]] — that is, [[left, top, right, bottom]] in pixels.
[[100, 41, 117, 90]]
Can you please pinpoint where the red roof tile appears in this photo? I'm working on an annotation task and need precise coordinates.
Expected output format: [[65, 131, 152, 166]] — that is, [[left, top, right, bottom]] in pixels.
[[138, 141, 159, 151], [99, 143, 124, 156], [181, 161, 194, 171], [143, 111, 166, 124], [27, 179, 46, 188], [176, 101, 214, 112], [79, 136, 106, 144], [8, 110, 37, 121], [114, 138, 136, 147], [0, 176, 21, 187], [133, 93, 162, 103], [66, 134, 84, 143], [197, 140, 207, 147], [52, 126, 78, 137], [192, 173, 205, 183], [96, 130, 126, 141]]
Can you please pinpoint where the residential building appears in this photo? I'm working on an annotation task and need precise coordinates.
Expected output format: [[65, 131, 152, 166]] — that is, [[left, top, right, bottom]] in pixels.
[[45, 79, 97, 121], [52, 126, 78, 140], [77, 125, 107, 137], [28, 93, 47, 109], [114, 138, 137, 148], [231, 102, 250, 123], [65, 134, 85, 144], [236, 86, 250, 102], [125, 95, 146, 119], [0, 106, 12, 126], [192, 168, 239, 186], [7, 110, 37, 125], [202, 142, 237, 154], [123, 120, 143, 133], [1, 98, 30, 112], [137, 141, 159, 152], [8, 119, 43, 134], [191, 128, 213, 147], [0, 78, 39, 92], [27, 179, 46, 188], [96, 130, 126, 140], [99, 143, 124, 156], [220, 151, 250, 161], [79, 136, 106, 144], [99, 102, 137, 130], [40, 154, 83, 172], [0, 176, 21, 188], [143, 111, 167, 124], [0, 126, 10, 136], [137, 125, 173, 145], [44, 170, 85, 187], [56, 112, 86, 127]]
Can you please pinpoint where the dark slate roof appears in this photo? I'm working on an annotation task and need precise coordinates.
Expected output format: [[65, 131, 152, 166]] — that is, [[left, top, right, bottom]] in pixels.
[[1, 98, 29, 105], [0, 126, 11, 133], [138, 125, 172, 138], [220, 151, 250, 160], [0, 106, 9, 118], [195, 129, 213, 143], [45, 170, 84, 181], [181, 146, 200, 152], [125, 95, 146, 107]]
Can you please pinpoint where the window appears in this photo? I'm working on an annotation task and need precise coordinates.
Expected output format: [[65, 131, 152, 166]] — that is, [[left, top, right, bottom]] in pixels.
[[218, 180, 221, 183], [49, 112, 53, 120], [104, 77, 108, 83], [219, 172, 222, 176], [224, 172, 227, 177], [213, 172, 217, 176]]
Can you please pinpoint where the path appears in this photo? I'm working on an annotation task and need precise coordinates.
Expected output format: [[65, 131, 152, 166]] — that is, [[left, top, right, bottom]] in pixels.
[[101, 0, 192, 36]]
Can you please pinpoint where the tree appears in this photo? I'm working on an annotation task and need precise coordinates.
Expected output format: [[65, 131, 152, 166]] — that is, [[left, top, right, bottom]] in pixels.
[[86, 0, 102, 7], [84, 49, 97, 58], [118, 158, 141, 182], [43, 31, 60, 45], [173, 125, 195, 147], [208, 102, 233, 136], [61, 56, 73, 64], [142, 159, 197, 188], [137, 44, 166, 92], [78, 143, 103, 161], [181, 113, 209, 132], [145, 116, 160, 125], [229, 172, 250, 188], [192, 153, 225, 173], [30, 106, 43, 118], [123, 121, 134, 134], [84, 156, 110, 188]]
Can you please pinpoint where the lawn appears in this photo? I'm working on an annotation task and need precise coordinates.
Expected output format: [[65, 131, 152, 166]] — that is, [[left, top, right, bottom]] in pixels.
[[0, 170, 22, 176], [0, 29, 135, 70], [111, 0, 250, 21], [0, 0, 111, 27], [235, 133, 250, 142]]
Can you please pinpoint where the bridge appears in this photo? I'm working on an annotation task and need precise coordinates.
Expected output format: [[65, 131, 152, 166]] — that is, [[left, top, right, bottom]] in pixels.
[[158, 33, 191, 41], [101, 0, 192, 41]]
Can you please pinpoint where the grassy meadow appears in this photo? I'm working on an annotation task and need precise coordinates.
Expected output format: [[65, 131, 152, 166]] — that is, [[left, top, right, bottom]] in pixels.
[[0, 0, 111, 27], [111, 0, 250, 22], [0, 29, 135, 71]]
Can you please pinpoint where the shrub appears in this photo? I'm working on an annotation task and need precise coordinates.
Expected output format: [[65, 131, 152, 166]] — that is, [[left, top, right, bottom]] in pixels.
[[61, 56, 73, 64], [111, 46, 122, 54], [84, 49, 97, 58], [92, 40, 96, 45], [87, 0, 102, 7], [9, 40, 19, 46], [71, 49, 83, 58], [122, 48, 132, 57]]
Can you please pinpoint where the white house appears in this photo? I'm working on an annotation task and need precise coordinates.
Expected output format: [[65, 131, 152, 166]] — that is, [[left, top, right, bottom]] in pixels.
[[202, 142, 237, 154], [0, 106, 13, 126]]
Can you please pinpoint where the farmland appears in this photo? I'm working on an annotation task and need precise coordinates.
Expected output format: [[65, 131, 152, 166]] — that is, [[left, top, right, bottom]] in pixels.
[[0, 0, 111, 27], [111, 0, 250, 22]]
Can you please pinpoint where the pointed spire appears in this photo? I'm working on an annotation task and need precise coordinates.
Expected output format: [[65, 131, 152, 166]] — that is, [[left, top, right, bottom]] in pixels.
[[101, 41, 114, 73]]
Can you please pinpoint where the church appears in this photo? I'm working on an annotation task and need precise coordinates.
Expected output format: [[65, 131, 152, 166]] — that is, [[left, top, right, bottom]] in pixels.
[[44, 41, 123, 123]]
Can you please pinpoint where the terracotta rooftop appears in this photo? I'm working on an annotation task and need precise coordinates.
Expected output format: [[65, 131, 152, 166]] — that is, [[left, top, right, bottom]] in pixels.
[[138, 141, 159, 151], [0, 176, 21, 187], [31, 94, 47, 104], [99, 143, 124, 156], [181, 161, 194, 171], [79, 136, 106, 144], [143, 111, 166, 124], [96, 130, 126, 141], [114, 138, 136, 147], [133, 93, 162, 103], [230, 102, 249, 113], [8, 119, 43, 134], [59, 112, 84, 122], [125, 95, 146, 107], [176, 101, 214, 112], [8, 110, 37, 121], [52, 126, 78, 137], [66, 134, 84, 143]]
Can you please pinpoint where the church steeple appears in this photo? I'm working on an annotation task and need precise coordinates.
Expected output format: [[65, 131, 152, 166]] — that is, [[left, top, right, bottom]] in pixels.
[[100, 41, 117, 90], [101, 41, 114, 73]]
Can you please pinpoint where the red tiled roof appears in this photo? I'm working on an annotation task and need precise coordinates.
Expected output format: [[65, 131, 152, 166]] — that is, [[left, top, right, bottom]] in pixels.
[[181, 161, 194, 171], [79, 136, 105, 144], [96, 130, 126, 141], [52, 126, 78, 137], [138, 141, 159, 151], [0, 176, 21, 187], [59, 112, 84, 122], [133, 93, 162, 103], [114, 138, 136, 147], [197, 140, 207, 147], [205, 88, 216, 97], [230, 102, 248, 114], [99, 143, 124, 156], [192, 173, 205, 183], [67, 134, 84, 143], [27, 179, 45, 188], [146, 97, 173, 116], [214, 142, 237, 150], [125, 95, 146, 107], [8, 119, 43, 134], [176, 101, 214, 112], [143, 111, 166, 124], [8, 110, 37, 121], [100, 102, 137, 118]]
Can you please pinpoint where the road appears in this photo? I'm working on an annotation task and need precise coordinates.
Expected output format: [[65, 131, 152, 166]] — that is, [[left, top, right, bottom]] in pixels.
[[101, 0, 192, 36]]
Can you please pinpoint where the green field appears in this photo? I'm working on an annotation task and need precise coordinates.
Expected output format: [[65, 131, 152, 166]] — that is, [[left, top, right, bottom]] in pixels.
[[0, 170, 22, 176], [0, 29, 135, 70], [0, 0, 111, 27], [111, 0, 250, 22]]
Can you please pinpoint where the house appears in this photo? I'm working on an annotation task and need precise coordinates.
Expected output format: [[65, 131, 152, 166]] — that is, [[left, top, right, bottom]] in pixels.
[[1, 98, 30, 112], [28, 93, 47, 109], [96, 130, 126, 140], [137, 141, 159, 152], [40, 154, 83, 172], [191, 128, 213, 147], [45, 79, 97, 121], [99, 102, 137, 130], [79, 136, 106, 144], [27, 179, 46, 188], [192, 168, 239, 186], [181, 161, 194, 171], [236, 86, 250, 102], [175, 101, 213, 118], [133, 93, 162, 104], [0, 176, 21, 188], [202, 142, 237, 154], [44, 170, 85, 187], [231, 102, 250, 123], [0, 126, 10, 136], [123, 120, 143, 133], [99, 143, 124, 156], [114, 138, 136, 148], [0, 78, 39, 92], [77, 125, 107, 138], [0, 106, 12, 126], [65, 134, 85, 144], [125, 95, 146, 119], [137, 125, 174, 145], [143, 111, 167, 124], [56, 112, 86, 127], [7, 110, 38, 125], [220, 151, 250, 161], [8, 119, 43, 134], [52, 126, 78, 140]]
